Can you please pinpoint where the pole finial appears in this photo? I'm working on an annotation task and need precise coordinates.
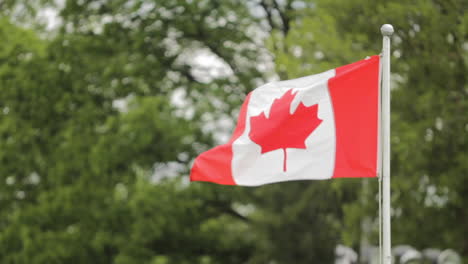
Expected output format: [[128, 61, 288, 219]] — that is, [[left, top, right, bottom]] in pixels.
[[381, 24, 394, 36]]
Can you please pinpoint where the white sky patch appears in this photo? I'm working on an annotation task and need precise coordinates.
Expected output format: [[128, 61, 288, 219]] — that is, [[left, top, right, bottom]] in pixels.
[[232, 202, 256, 217], [16, 190, 26, 199], [170, 88, 188, 108], [424, 185, 449, 208], [37, 0, 65, 31], [38, 7, 61, 30], [37, 1, 278, 177], [188, 49, 234, 83], [112, 94, 134, 113], [212, 115, 235, 143], [435, 117, 443, 131], [171, 88, 195, 120], [151, 161, 186, 183], [199, 110, 236, 144], [6, 176, 15, 185], [112, 98, 128, 112], [114, 182, 128, 200], [26, 171, 41, 185]]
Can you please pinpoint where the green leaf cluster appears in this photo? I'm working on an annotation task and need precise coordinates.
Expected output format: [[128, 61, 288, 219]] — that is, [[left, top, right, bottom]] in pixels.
[[1, 0, 467, 263], [272, 0, 468, 260]]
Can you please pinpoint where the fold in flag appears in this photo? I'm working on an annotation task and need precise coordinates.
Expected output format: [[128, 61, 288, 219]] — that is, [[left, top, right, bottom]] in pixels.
[[191, 56, 380, 186]]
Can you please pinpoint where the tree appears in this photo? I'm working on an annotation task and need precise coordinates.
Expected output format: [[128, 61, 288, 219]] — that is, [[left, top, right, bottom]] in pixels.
[[0, 1, 266, 262], [272, 0, 468, 260], [4, 0, 465, 263]]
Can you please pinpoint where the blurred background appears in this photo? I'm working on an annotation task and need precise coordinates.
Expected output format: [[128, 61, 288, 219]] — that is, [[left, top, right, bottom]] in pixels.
[[0, 0, 466, 263]]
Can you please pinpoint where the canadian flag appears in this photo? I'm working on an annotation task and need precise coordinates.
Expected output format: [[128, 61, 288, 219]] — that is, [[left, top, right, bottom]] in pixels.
[[191, 56, 380, 186]]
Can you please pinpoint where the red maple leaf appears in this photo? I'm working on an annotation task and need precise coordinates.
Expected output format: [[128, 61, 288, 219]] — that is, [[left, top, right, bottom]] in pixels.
[[249, 89, 322, 172]]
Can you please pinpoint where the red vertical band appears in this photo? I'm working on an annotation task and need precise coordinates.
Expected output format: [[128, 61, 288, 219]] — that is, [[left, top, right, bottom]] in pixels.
[[328, 56, 380, 178], [190, 93, 252, 185]]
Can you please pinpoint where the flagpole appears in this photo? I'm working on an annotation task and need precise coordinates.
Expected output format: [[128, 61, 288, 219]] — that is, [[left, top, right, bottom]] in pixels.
[[380, 24, 393, 264]]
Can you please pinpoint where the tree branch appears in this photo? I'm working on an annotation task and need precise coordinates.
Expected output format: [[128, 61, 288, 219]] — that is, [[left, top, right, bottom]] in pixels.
[[260, 0, 277, 32], [272, 0, 292, 36]]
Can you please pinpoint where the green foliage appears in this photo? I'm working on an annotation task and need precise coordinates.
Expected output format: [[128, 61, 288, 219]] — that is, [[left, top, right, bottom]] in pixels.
[[273, 0, 468, 259], [1, 0, 467, 263], [0, 0, 263, 262], [247, 181, 345, 263]]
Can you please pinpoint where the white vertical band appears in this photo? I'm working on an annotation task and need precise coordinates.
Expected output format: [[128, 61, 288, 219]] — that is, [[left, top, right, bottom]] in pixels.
[[380, 23, 393, 264]]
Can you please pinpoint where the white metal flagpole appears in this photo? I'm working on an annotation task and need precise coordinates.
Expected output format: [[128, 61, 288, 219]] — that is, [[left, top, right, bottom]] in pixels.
[[380, 24, 394, 264]]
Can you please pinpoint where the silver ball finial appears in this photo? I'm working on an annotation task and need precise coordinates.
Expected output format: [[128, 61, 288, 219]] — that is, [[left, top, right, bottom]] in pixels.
[[381, 24, 394, 36]]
